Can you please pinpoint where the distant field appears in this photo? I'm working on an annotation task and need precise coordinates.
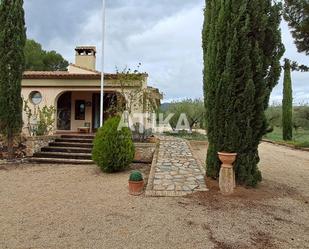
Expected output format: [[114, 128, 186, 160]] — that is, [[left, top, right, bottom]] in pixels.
[[264, 127, 309, 148]]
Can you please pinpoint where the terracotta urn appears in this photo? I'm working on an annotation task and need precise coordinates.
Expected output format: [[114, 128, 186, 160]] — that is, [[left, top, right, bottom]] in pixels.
[[217, 152, 237, 168], [218, 152, 237, 195]]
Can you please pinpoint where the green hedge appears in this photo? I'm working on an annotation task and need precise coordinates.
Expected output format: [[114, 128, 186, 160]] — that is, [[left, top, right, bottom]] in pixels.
[[92, 116, 135, 173]]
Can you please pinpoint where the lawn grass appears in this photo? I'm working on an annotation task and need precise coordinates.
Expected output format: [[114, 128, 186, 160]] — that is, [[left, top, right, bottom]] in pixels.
[[264, 127, 309, 148], [164, 131, 208, 141]]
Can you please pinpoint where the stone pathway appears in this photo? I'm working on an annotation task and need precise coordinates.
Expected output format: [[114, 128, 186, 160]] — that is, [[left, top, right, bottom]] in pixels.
[[145, 136, 208, 197]]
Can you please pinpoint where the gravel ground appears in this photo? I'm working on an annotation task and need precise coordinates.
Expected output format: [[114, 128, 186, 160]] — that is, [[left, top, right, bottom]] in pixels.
[[0, 142, 309, 249]]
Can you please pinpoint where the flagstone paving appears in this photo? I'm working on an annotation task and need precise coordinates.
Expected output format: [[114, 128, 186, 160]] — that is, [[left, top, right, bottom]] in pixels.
[[145, 136, 208, 197]]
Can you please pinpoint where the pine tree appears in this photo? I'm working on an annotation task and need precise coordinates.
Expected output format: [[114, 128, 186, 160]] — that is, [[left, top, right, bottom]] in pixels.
[[0, 0, 26, 159], [282, 59, 293, 141], [203, 0, 284, 186]]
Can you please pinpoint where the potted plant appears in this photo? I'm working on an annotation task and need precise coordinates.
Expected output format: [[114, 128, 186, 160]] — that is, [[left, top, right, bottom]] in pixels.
[[128, 170, 144, 196]]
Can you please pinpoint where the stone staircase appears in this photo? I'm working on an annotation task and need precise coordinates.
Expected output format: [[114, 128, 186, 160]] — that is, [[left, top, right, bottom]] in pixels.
[[29, 134, 95, 164]]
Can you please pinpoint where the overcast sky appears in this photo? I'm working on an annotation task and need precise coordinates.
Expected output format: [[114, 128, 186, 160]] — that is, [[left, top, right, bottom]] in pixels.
[[24, 0, 308, 104]]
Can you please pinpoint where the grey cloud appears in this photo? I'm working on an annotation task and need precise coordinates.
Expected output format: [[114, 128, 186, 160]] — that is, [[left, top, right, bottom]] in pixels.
[[25, 0, 201, 44], [24, 0, 205, 101], [24, 0, 308, 103], [24, 0, 101, 43]]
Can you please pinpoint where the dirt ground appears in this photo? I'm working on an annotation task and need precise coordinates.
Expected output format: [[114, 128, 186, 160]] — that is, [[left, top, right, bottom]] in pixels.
[[0, 142, 308, 249]]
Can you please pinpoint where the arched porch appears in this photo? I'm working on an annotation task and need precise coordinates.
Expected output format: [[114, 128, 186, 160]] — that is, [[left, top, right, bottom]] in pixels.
[[56, 90, 125, 133]]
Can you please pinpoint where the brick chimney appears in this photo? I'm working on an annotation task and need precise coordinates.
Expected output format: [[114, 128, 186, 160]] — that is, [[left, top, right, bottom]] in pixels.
[[75, 46, 96, 71]]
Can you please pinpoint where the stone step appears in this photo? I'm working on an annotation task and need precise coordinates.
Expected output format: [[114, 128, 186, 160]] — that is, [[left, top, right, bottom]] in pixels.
[[28, 157, 95, 165], [55, 138, 93, 144], [30, 134, 95, 164], [33, 151, 92, 160], [41, 146, 92, 153], [61, 134, 95, 139], [49, 142, 93, 148]]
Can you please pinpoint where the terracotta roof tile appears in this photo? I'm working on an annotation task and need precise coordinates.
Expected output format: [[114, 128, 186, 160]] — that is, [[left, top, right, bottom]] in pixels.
[[22, 71, 148, 80], [23, 71, 112, 80]]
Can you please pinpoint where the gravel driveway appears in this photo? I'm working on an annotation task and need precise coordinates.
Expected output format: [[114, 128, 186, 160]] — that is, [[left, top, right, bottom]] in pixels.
[[0, 142, 308, 249]]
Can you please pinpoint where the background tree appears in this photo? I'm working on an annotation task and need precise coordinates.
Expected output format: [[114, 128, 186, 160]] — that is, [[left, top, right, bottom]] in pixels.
[[112, 66, 162, 141], [25, 39, 69, 71], [284, 0, 309, 55], [265, 104, 282, 128], [203, 0, 284, 186], [282, 59, 293, 140], [0, 0, 26, 159], [266, 105, 309, 131], [115, 65, 162, 116], [294, 106, 309, 130], [165, 99, 206, 130], [24, 39, 45, 70], [280, 58, 308, 140]]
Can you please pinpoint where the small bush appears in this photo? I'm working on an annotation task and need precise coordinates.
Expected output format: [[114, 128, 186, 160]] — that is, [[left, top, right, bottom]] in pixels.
[[129, 170, 143, 181], [92, 116, 135, 173]]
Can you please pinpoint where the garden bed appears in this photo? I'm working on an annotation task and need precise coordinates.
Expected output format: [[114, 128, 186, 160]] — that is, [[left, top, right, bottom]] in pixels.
[[133, 142, 157, 164], [0, 135, 27, 160], [0, 135, 60, 160]]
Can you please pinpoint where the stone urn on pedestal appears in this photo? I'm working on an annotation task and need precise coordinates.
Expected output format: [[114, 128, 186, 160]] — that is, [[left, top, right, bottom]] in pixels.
[[217, 152, 237, 195]]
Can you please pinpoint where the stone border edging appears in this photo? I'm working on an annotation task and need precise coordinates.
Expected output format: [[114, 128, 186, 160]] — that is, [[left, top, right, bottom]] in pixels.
[[145, 141, 159, 195], [262, 139, 309, 152]]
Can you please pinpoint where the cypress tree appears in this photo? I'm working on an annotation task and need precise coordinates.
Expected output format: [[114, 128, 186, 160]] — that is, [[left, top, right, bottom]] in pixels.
[[282, 59, 293, 141], [203, 0, 284, 186], [0, 0, 26, 159], [284, 0, 309, 55]]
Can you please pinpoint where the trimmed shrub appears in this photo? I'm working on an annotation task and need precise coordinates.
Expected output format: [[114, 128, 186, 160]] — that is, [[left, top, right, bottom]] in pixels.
[[92, 116, 135, 173]]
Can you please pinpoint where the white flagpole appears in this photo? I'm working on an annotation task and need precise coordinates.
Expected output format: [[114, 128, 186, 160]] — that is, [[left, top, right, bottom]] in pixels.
[[100, 0, 106, 127]]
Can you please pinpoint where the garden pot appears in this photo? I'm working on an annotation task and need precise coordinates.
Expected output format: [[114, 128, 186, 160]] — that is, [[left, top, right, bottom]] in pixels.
[[218, 152, 237, 195], [128, 180, 144, 196]]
